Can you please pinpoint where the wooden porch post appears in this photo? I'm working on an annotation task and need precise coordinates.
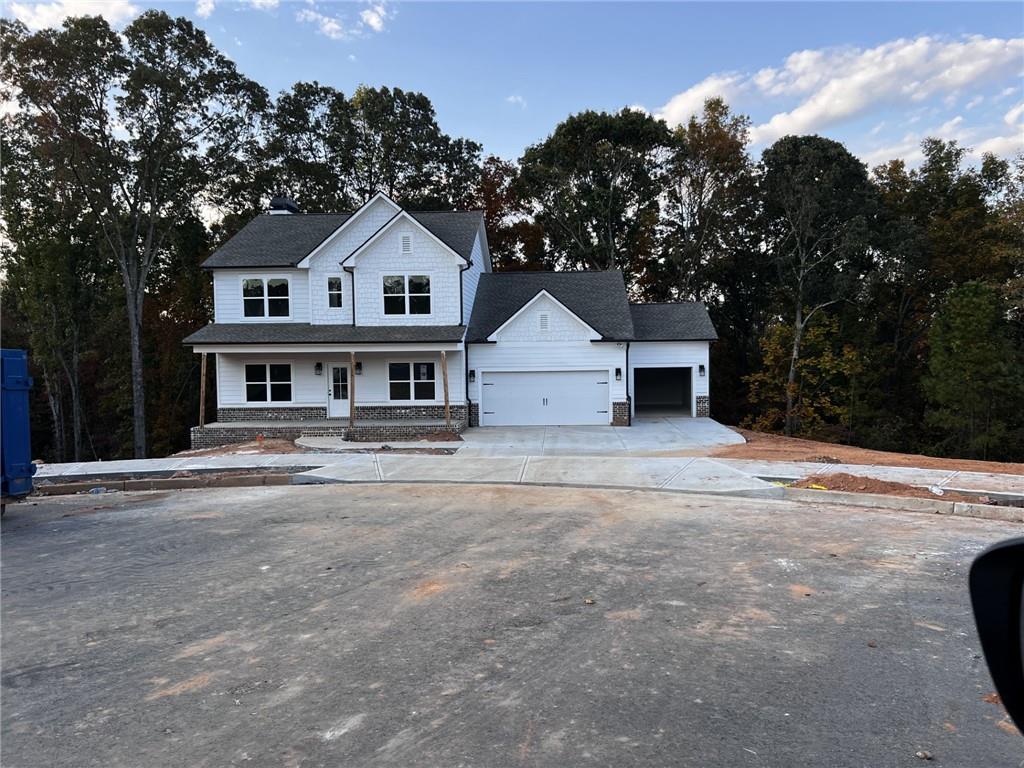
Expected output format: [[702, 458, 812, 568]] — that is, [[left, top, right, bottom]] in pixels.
[[440, 351, 451, 429], [349, 351, 357, 429], [199, 352, 208, 427]]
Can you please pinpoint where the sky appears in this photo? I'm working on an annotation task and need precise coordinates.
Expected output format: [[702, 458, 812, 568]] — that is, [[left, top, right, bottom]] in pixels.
[[5, 1, 1024, 166]]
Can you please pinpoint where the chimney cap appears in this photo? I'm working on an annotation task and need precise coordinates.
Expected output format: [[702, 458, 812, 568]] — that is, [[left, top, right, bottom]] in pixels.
[[269, 195, 300, 215]]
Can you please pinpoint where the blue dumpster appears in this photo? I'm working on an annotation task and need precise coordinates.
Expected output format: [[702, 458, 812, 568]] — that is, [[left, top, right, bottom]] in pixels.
[[2, 349, 37, 504]]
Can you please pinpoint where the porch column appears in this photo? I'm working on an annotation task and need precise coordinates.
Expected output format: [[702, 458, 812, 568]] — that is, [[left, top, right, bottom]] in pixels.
[[198, 352, 208, 427], [349, 351, 356, 429], [440, 351, 451, 428]]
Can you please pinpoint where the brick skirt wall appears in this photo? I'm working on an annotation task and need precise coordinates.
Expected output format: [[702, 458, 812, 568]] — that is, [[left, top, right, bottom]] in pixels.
[[217, 407, 328, 421], [468, 401, 480, 427], [191, 420, 466, 449], [695, 395, 710, 417], [354, 405, 468, 421]]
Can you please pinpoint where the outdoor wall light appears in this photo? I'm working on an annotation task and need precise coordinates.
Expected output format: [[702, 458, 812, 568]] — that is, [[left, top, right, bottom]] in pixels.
[[469, 369, 476, 383], [354, 361, 363, 375], [615, 367, 622, 381], [314, 362, 323, 376], [699, 364, 706, 377]]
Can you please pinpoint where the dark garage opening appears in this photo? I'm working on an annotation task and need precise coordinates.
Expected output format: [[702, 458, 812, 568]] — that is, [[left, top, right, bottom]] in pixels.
[[633, 367, 692, 416]]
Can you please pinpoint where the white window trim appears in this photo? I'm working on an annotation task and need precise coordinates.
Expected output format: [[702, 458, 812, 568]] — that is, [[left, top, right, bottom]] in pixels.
[[326, 275, 344, 310], [386, 359, 439, 403], [380, 273, 433, 318], [240, 275, 292, 322], [244, 362, 294, 404]]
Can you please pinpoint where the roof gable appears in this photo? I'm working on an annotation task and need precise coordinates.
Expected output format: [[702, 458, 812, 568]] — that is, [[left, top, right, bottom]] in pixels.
[[466, 271, 634, 342], [296, 193, 401, 268], [487, 290, 600, 341], [341, 210, 469, 265]]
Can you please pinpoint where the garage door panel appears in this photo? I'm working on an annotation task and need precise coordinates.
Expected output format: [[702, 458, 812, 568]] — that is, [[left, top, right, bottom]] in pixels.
[[481, 371, 609, 426]]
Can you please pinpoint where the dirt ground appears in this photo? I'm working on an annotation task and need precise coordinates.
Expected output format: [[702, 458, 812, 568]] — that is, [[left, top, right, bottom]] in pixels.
[[172, 439, 305, 457], [714, 428, 1024, 476], [792, 472, 983, 503]]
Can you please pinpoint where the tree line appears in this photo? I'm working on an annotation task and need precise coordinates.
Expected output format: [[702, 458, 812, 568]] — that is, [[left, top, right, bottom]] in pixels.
[[2, 11, 1021, 462]]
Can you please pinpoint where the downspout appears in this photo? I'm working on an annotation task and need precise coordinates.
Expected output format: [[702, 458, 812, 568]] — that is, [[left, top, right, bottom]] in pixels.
[[344, 265, 356, 326], [625, 341, 631, 426], [459, 261, 471, 424]]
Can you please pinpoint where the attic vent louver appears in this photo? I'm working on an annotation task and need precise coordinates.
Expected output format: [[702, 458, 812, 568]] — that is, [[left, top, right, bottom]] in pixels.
[[401, 235, 412, 254], [539, 312, 550, 332]]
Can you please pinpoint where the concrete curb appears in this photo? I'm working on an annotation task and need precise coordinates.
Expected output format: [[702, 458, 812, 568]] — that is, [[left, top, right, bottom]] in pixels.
[[783, 487, 1024, 523], [34, 474, 293, 495]]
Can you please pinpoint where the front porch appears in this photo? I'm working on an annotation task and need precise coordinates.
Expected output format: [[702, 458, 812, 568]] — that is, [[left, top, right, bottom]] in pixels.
[[190, 345, 468, 449]]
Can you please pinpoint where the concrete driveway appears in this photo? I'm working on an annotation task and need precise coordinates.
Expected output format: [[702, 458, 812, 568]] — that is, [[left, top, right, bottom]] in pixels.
[[2, 485, 1019, 767], [457, 415, 744, 456]]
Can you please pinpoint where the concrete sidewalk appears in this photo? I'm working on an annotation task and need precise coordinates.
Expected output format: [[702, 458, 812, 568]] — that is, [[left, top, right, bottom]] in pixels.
[[32, 448, 1023, 505]]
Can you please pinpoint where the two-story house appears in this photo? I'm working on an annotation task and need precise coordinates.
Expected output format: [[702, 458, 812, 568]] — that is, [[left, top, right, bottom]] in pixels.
[[185, 192, 717, 448]]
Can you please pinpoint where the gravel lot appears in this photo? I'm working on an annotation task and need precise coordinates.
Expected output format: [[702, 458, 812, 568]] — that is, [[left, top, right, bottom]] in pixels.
[[2, 485, 1021, 767]]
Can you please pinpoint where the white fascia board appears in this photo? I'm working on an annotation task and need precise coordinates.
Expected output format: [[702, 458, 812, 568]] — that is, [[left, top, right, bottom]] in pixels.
[[486, 290, 601, 341], [192, 342, 465, 354]]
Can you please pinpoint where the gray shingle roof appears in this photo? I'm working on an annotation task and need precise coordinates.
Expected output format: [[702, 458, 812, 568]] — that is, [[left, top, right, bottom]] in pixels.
[[466, 271, 635, 342], [184, 323, 467, 345], [201, 210, 483, 269], [629, 303, 718, 341], [202, 214, 350, 268]]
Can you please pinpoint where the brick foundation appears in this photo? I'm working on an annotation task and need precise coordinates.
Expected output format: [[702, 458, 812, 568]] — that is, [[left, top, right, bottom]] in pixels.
[[695, 395, 710, 417], [353, 404, 467, 422], [612, 400, 631, 426], [217, 406, 327, 421], [191, 419, 466, 449]]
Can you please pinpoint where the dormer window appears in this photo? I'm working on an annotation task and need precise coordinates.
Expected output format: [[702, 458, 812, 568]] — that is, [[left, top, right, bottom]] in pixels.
[[401, 234, 412, 254], [243, 278, 290, 318], [383, 274, 431, 315], [327, 276, 343, 308]]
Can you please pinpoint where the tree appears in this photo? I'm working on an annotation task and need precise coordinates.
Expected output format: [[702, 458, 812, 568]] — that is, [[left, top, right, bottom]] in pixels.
[[923, 282, 1023, 460], [760, 135, 876, 435], [477, 155, 547, 270], [5, 12, 268, 457], [518, 109, 671, 281]]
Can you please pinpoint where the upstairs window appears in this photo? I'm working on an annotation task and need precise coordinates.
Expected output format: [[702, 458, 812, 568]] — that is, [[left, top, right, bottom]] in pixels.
[[245, 364, 292, 402], [243, 278, 289, 318], [383, 274, 431, 315], [327, 276, 343, 308], [388, 362, 435, 401]]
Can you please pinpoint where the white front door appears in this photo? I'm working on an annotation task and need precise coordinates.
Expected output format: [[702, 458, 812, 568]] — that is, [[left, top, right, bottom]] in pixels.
[[480, 370, 610, 426], [327, 364, 350, 418]]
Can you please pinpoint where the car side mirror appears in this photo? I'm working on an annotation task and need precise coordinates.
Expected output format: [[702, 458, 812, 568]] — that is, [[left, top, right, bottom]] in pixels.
[[969, 537, 1024, 733]]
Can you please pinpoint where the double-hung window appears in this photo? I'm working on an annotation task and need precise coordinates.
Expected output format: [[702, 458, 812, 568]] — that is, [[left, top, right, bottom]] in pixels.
[[382, 275, 430, 315], [388, 362, 435, 401], [243, 278, 290, 318], [327, 276, 343, 309], [245, 364, 292, 402]]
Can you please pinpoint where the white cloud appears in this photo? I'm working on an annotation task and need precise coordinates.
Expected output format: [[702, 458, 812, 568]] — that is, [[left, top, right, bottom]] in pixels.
[[654, 73, 745, 126], [8, 0, 138, 29], [196, 0, 215, 18], [505, 94, 527, 109], [248, 0, 279, 9], [748, 36, 1023, 144], [359, 3, 390, 33], [1005, 101, 1024, 126], [297, 8, 349, 40], [965, 95, 984, 110], [297, 1, 391, 42], [973, 132, 1024, 158]]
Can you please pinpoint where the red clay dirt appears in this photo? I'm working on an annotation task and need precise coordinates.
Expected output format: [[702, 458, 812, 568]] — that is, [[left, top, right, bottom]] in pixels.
[[172, 439, 304, 457], [792, 472, 983, 503], [713, 428, 1024, 476]]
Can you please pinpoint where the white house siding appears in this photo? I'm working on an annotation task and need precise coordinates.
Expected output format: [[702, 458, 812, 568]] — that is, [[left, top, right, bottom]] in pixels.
[[304, 198, 399, 325], [493, 295, 598, 342], [351, 219, 463, 326], [461, 229, 487, 325], [467, 342, 627, 405], [213, 270, 311, 324], [215, 351, 466, 409]]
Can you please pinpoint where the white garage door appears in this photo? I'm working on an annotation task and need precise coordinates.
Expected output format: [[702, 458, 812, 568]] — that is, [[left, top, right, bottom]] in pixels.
[[480, 370, 610, 426]]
